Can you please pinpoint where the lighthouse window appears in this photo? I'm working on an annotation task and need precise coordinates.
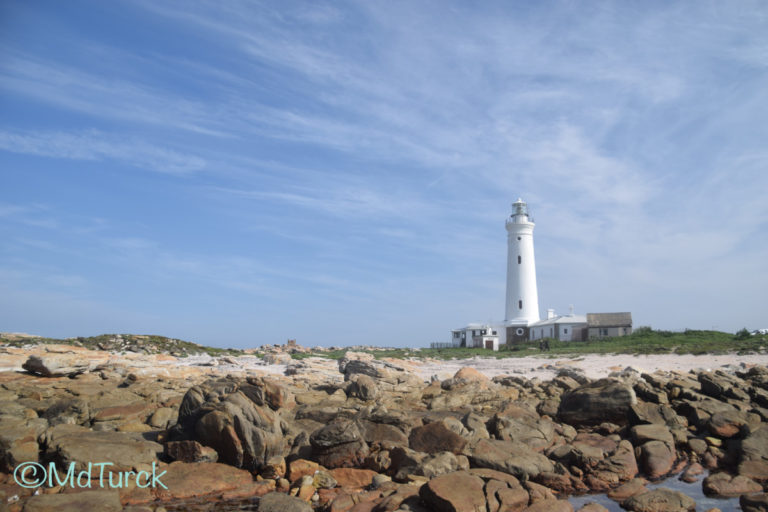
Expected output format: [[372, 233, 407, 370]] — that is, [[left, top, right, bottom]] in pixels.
[[517, 255, 521, 264], [518, 300, 523, 309], [517, 236, 521, 241]]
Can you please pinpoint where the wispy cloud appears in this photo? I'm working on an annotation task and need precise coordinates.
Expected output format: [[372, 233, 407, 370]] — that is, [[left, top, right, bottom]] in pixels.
[[0, 130, 206, 174]]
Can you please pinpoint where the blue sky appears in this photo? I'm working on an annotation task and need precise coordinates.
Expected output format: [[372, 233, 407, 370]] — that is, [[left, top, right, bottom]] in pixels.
[[1, 1, 767, 348]]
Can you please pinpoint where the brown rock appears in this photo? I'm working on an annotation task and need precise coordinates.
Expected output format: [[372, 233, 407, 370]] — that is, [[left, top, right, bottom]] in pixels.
[[259, 491, 313, 512], [637, 441, 676, 479], [622, 488, 695, 512], [419, 470, 487, 512], [740, 492, 768, 512], [409, 422, 467, 455], [521, 500, 574, 512], [607, 478, 648, 501], [703, 472, 762, 497], [558, 379, 637, 426], [288, 459, 325, 483], [163, 440, 218, 463], [329, 468, 378, 489], [469, 439, 554, 480], [153, 461, 257, 501]]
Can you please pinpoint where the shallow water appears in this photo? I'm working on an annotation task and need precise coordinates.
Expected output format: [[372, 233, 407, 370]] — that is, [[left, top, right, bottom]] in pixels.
[[569, 473, 740, 511]]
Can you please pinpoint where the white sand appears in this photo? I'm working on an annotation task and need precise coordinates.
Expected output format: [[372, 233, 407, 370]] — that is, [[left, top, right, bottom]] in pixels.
[[406, 353, 768, 381]]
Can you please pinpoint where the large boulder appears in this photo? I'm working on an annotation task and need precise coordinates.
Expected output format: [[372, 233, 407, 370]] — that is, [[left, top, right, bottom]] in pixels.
[[43, 424, 163, 473], [170, 377, 290, 471], [310, 419, 369, 468], [419, 470, 487, 512], [558, 379, 637, 426], [22, 354, 94, 377], [409, 421, 467, 455], [469, 438, 554, 480]]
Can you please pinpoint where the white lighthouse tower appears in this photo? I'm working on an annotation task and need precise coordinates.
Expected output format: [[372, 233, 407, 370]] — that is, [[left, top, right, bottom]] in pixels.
[[504, 198, 540, 326]]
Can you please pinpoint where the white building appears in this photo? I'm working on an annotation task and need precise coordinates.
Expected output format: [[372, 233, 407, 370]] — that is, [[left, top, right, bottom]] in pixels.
[[450, 324, 500, 351], [529, 308, 587, 342]]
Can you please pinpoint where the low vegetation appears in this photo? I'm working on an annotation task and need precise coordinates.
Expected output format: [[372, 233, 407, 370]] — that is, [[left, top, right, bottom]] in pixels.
[[0, 333, 243, 357], [291, 327, 767, 361]]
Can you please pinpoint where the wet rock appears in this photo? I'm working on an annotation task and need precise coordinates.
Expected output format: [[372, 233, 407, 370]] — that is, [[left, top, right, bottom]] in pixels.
[[558, 379, 637, 426], [740, 492, 768, 512], [419, 470, 487, 512], [607, 478, 648, 501], [22, 489, 122, 512], [636, 441, 676, 479], [622, 487, 695, 512], [703, 472, 762, 497]]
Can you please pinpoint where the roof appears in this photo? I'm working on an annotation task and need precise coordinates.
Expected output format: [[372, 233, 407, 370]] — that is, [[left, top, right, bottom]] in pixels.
[[587, 312, 633, 327], [531, 315, 587, 327]]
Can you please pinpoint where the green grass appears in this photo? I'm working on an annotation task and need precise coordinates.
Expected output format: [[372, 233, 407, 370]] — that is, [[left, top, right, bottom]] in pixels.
[[291, 328, 767, 360]]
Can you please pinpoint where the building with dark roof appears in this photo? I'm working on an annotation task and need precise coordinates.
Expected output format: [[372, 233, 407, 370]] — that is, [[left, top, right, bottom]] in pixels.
[[587, 312, 633, 339]]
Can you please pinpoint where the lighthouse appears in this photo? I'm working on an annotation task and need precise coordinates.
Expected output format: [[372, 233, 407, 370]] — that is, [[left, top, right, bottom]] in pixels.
[[504, 198, 540, 326]]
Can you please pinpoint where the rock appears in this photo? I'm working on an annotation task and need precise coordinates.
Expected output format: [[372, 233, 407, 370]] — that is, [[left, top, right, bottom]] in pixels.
[[558, 379, 637, 426], [741, 493, 768, 512], [449, 367, 490, 387], [263, 352, 293, 365], [258, 491, 313, 512], [288, 458, 325, 483], [174, 379, 287, 470], [153, 461, 263, 501], [607, 478, 648, 501], [488, 413, 556, 452], [313, 469, 338, 489], [622, 488, 695, 512], [469, 438, 555, 480], [707, 410, 753, 438], [347, 374, 380, 401], [702, 472, 762, 497], [0, 416, 47, 472], [577, 504, 611, 512], [22, 354, 91, 377], [327, 467, 377, 488], [310, 419, 369, 469], [521, 501, 574, 512], [636, 441, 676, 479], [409, 422, 467, 455], [148, 407, 176, 429], [679, 462, 704, 483], [41, 398, 90, 426], [164, 440, 218, 463], [43, 424, 163, 472], [419, 470, 487, 512], [22, 490, 122, 512]]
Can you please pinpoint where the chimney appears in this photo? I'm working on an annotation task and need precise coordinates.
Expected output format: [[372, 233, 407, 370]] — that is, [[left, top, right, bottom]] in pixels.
[[547, 308, 555, 320]]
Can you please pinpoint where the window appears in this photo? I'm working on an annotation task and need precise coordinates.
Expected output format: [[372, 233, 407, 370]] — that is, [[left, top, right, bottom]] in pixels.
[[518, 300, 523, 309], [453, 332, 460, 338], [517, 236, 521, 241], [517, 255, 521, 264], [492, 330, 497, 335], [564, 328, 568, 334]]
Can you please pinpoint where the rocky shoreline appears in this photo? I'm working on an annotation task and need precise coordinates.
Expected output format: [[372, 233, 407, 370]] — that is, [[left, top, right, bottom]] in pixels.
[[1, 345, 768, 511]]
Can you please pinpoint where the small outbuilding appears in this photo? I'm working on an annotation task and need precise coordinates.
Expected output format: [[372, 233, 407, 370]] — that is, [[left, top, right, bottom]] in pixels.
[[587, 312, 633, 339]]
